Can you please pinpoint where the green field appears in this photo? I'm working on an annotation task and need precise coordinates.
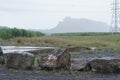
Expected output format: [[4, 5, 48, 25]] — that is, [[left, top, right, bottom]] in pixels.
[[0, 34, 120, 49]]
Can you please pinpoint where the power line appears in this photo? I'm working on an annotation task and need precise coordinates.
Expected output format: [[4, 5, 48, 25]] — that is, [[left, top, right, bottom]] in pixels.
[[110, 0, 120, 33]]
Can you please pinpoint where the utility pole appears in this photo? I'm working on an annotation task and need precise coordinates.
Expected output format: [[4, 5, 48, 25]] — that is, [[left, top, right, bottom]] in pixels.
[[110, 0, 120, 33]]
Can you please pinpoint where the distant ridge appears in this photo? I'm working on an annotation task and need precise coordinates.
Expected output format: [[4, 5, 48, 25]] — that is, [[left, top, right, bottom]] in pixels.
[[41, 17, 110, 33], [0, 26, 9, 29]]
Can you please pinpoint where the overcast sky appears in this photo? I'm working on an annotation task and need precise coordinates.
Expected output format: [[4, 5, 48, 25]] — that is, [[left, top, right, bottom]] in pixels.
[[0, 0, 111, 29]]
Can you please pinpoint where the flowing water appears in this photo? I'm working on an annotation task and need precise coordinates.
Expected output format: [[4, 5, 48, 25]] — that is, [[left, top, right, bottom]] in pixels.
[[0, 46, 55, 54]]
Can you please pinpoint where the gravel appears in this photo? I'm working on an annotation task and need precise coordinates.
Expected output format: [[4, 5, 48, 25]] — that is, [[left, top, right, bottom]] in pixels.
[[0, 68, 120, 80], [0, 66, 120, 80]]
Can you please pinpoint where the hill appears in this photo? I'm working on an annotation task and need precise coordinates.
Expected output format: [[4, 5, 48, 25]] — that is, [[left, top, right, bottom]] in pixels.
[[41, 17, 110, 33], [0, 26, 9, 29]]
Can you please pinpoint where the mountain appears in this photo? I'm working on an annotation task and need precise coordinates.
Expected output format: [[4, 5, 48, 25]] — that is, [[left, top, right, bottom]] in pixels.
[[41, 17, 110, 33], [0, 26, 9, 29]]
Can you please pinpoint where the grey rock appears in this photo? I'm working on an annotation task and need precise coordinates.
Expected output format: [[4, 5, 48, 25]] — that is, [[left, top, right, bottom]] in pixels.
[[89, 57, 120, 73], [38, 48, 70, 70], [70, 59, 91, 71], [0, 47, 4, 64], [5, 51, 35, 70], [0, 47, 3, 56], [0, 56, 4, 64]]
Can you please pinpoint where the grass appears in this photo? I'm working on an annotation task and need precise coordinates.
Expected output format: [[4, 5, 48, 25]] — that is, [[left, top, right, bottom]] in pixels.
[[32, 58, 39, 68], [0, 35, 120, 49], [113, 53, 120, 57], [97, 54, 105, 58]]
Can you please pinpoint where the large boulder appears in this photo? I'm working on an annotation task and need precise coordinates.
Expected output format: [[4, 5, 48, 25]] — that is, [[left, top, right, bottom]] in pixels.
[[5, 51, 35, 70], [0, 47, 3, 56], [0, 56, 4, 64], [89, 57, 120, 73], [0, 47, 4, 64], [70, 59, 91, 71], [38, 48, 70, 70]]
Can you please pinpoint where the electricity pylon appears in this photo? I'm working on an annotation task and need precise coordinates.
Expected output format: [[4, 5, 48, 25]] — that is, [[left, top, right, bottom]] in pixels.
[[110, 0, 120, 33]]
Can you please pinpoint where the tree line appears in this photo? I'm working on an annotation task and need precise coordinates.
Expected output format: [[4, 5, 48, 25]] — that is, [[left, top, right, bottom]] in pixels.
[[0, 28, 45, 39], [51, 32, 119, 36]]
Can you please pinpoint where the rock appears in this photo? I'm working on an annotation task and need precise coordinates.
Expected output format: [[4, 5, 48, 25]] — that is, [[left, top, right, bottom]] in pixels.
[[0, 47, 4, 64], [38, 48, 70, 70], [0, 47, 3, 56], [89, 57, 120, 73], [5, 51, 35, 70], [70, 59, 91, 71], [0, 56, 4, 64]]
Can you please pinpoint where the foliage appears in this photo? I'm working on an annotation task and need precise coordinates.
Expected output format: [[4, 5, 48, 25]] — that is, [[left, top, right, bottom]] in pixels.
[[0, 35, 120, 49], [0, 28, 45, 39], [51, 32, 120, 36]]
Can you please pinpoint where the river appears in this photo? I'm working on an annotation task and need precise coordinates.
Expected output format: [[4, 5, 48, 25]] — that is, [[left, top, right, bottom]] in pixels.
[[0, 46, 55, 54]]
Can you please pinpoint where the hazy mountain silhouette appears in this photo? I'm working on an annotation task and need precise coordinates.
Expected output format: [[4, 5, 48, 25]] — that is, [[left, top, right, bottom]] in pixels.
[[41, 17, 110, 33], [0, 26, 8, 29]]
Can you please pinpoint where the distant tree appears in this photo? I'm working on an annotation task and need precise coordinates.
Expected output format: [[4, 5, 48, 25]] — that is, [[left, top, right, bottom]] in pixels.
[[0, 28, 45, 39]]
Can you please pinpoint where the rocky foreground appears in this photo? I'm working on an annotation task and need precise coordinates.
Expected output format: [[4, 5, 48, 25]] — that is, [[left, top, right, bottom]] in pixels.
[[0, 46, 120, 80], [0, 66, 120, 80]]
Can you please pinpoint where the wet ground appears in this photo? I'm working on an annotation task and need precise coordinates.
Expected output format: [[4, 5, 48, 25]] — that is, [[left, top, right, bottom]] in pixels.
[[71, 49, 120, 59], [0, 66, 120, 80]]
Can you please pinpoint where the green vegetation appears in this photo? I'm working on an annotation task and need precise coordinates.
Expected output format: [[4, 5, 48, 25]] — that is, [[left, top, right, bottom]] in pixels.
[[51, 32, 119, 36], [0, 34, 120, 49], [113, 53, 120, 57], [32, 58, 39, 68], [0, 28, 45, 39], [0, 31, 120, 49], [97, 54, 105, 58]]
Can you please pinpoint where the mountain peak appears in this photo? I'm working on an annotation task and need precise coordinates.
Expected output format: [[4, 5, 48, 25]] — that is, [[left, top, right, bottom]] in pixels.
[[41, 17, 110, 33], [0, 26, 9, 29]]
